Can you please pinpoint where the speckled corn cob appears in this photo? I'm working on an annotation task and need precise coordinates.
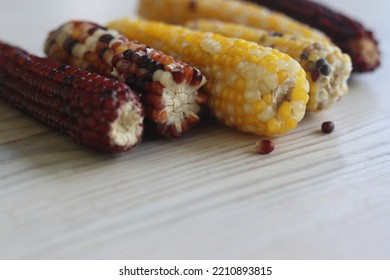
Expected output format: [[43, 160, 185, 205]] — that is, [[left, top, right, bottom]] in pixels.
[[244, 0, 380, 72], [0, 41, 143, 152], [138, 0, 328, 42], [45, 21, 207, 137], [108, 18, 310, 136], [187, 19, 352, 111]]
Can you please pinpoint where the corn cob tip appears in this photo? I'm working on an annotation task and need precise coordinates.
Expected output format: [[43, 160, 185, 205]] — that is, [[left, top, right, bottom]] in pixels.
[[108, 101, 144, 149], [0, 41, 144, 153], [44, 20, 207, 138], [291, 40, 352, 111], [346, 36, 380, 72]]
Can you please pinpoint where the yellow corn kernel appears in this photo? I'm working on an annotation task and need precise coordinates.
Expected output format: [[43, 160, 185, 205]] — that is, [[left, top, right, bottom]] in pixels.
[[266, 118, 282, 135], [284, 116, 298, 130], [278, 101, 292, 118], [108, 18, 310, 136], [244, 115, 260, 125], [262, 92, 273, 105], [252, 100, 267, 112], [115, 45, 128, 54], [290, 87, 309, 102], [277, 70, 288, 83], [187, 19, 352, 111]]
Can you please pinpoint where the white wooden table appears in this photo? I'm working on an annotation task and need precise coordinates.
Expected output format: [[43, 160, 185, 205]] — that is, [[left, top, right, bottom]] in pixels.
[[1, 0, 389, 259]]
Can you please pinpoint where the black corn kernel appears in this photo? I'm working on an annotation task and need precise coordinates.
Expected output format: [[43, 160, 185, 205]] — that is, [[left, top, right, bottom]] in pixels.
[[99, 34, 114, 44], [125, 74, 137, 85], [63, 38, 79, 54], [315, 58, 331, 76], [140, 57, 153, 68], [315, 58, 326, 68], [98, 47, 109, 58], [300, 52, 308, 59], [269, 32, 284, 37], [123, 49, 135, 60]]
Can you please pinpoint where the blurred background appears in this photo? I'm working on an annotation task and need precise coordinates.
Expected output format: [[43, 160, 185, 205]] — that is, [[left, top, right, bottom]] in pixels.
[[0, 0, 137, 55]]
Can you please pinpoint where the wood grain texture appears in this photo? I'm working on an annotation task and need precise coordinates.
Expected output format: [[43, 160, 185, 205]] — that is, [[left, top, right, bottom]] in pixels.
[[1, 0, 389, 259]]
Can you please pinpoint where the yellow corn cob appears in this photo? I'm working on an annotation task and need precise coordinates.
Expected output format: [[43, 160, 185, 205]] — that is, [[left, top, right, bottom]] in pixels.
[[187, 19, 352, 111], [138, 0, 328, 42], [108, 18, 310, 136]]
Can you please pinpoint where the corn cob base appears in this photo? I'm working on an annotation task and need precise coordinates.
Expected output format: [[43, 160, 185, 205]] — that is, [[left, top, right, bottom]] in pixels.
[[0, 41, 144, 152], [45, 21, 207, 137]]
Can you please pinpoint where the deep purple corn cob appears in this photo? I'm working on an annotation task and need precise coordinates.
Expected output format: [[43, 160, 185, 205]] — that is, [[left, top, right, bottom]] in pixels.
[[0, 41, 144, 152], [44, 21, 207, 137], [245, 0, 380, 72]]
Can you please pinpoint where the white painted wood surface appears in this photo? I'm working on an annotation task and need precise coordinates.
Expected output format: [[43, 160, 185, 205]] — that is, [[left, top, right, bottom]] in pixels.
[[0, 0, 389, 259]]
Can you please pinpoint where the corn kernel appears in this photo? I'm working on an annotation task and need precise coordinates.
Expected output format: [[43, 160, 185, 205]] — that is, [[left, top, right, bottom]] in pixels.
[[277, 101, 292, 118], [266, 117, 281, 135], [290, 87, 308, 101], [252, 100, 267, 113], [263, 92, 273, 105], [115, 45, 128, 54], [284, 116, 297, 130], [277, 70, 288, 83]]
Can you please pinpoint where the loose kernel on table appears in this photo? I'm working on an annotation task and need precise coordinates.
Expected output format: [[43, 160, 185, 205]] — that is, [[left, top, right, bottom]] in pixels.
[[254, 139, 275, 154], [321, 121, 335, 134]]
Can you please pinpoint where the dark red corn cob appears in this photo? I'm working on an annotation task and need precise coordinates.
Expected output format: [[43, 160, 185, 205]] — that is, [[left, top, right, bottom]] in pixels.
[[245, 0, 380, 72], [0, 41, 144, 152], [44, 21, 207, 137]]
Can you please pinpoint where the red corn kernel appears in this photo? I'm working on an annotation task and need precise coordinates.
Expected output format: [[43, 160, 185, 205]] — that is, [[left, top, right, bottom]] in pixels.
[[254, 139, 275, 154], [321, 121, 335, 134], [310, 69, 321, 82]]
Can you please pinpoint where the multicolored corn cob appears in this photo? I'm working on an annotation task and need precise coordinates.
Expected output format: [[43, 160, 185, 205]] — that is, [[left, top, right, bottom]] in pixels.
[[243, 0, 380, 72], [187, 19, 352, 111], [44, 21, 207, 137], [138, 0, 328, 41], [108, 18, 310, 136], [0, 41, 143, 152]]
